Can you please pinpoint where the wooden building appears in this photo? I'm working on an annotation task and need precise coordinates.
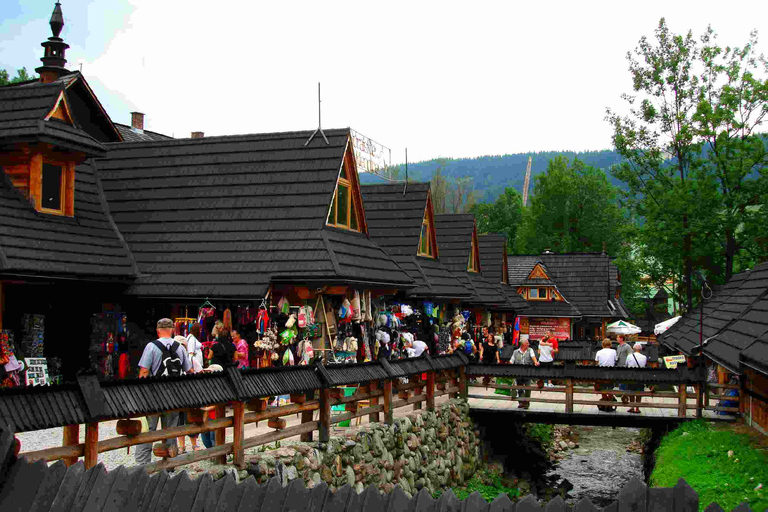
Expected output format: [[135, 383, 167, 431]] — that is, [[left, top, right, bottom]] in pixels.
[[507, 253, 629, 341], [661, 261, 768, 433]]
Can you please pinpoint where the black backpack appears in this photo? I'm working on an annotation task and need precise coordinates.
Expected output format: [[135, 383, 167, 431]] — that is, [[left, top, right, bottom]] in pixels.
[[151, 340, 185, 377]]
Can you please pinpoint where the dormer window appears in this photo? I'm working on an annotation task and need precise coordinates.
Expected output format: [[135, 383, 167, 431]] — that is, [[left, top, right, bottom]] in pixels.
[[41, 163, 63, 210], [327, 144, 366, 233], [468, 235, 479, 272], [529, 287, 548, 300], [34, 157, 74, 216], [417, 194, 438, 258]]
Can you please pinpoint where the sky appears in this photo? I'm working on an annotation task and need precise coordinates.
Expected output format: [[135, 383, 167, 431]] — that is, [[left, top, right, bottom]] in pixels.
[[1, 0, 767, 164]]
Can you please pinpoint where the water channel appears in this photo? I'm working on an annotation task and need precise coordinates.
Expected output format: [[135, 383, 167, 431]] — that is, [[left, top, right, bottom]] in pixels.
[[546, 426, 646, 506]]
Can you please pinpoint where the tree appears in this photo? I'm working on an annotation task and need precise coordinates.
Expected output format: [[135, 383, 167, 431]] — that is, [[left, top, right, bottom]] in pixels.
[[448, 176, 476, 214], [606, 19, 768, 311], [515, 156, 627, 255], [470, 187, 523, 250], [0, 67, 37, 85], [430, 160, 449, 214]]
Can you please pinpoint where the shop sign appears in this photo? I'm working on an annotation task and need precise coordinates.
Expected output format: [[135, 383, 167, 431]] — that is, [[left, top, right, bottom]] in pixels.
[[663, 355, 687, 369], [351, 129, 391, 177], [528, 317, 570, 340], [24, 357, 49, 386]]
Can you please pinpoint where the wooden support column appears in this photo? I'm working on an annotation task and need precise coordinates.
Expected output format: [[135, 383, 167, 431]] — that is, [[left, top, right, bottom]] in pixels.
[[84, 422, 99, 469], [459, 366, 467, 399], [413, 374, 422, 411], [62, 424, 80, 467], [368, 381, 380, 423], [739, 375, 747, 422], [382, 380, 394, 424], [450, 368, 459, 399], [215, 404, 227, 465], [677, 385, 687, 418], [565, 379, 574, 414], [695, 383, 702, 419], [233, 402, 245, 468], [426, 371, 435, 412], [300, 390, 315, 442], [704, 382, 710, 409], [319, 388, 330, 442]]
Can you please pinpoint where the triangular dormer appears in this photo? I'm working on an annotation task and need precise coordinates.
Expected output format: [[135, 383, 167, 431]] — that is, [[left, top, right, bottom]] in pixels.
[[527, 263, 550, 280], [44, 90, 73, 124], [417, 191, 439, 258], [326, 138, 368, 234], [467, 224, 481, 272]]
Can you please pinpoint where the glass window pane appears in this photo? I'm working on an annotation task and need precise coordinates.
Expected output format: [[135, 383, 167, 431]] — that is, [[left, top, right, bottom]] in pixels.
[[42, 163, 62, 210], [350, 202, 358, 231], [330, 189, 338, 224], [539, 288, 548, 298], [420, 225, 427, 253], [529, 288, 538, 298], [340, 165, 347, 179], [337, 184, 349, 226]]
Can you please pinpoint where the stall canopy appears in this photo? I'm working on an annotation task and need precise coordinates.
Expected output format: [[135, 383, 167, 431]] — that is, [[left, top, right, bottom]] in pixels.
[[654, 316, 681, 335], [97, 128, 415, 299], [606, 320, 642, 335]]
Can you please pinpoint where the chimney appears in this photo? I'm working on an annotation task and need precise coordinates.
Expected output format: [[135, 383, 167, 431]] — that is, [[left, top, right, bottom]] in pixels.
[[130, 112, 144, 132], [191, 132, 204, 138]]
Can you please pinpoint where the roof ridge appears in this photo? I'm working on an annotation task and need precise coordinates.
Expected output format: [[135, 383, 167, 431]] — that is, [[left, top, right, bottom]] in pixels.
[[104, 127, 351, 147]]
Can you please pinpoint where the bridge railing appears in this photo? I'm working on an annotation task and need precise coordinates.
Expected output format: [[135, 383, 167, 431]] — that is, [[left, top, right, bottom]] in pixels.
[[2, 353, 468, 473], [466, 362, 740, 418]]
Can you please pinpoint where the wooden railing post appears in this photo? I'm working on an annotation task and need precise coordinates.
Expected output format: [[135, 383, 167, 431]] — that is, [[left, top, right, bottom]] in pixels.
[[565, 378, 574, 414], [300, 389, 316, 442], [426, 371, 435, 412], [704, 381, 710, 410], [450, 369, 459, 399], [62, 424, 80, 467], [413, 373, 422, 411], [739, 375, 747, 422], [84, 422, 99, 469], [678, 384, 687, 418], [459, 366, 467, 399], [368, 381, 380, 423], [215, 404, 227, 464], [319, 388, 330, 442], [695, 383, 702, 419], [382, 379, 393, 424], [233, 401, 245, 468]]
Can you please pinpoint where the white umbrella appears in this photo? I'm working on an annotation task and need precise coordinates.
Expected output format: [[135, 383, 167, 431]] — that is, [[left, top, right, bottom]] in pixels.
[[606, 320, 642, 335], [654, 316, 681, 335]]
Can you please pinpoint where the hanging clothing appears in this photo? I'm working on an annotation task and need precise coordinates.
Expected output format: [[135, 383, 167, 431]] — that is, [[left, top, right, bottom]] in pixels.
[[234, 338, 249, 369]]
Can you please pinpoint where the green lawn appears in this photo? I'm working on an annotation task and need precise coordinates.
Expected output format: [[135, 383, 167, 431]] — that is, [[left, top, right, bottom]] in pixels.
[[650, 421, 768, 512]]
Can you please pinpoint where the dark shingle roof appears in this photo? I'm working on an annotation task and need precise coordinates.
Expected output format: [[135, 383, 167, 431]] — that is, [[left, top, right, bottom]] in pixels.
[[508, 253, 624, 318], [477, 234, 528, 311], [433, 214, 516, 308], [114, 123, 173, 142], [0, 81, 106, 155], [0, 160, 138, 279], [97, 128, 414, 298], [661, 262, 768, 375], [361, 183, 471, 299]]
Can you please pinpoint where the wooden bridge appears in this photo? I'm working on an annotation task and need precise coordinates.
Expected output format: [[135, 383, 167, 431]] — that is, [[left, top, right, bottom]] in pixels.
[[0, 355, 743, 474]]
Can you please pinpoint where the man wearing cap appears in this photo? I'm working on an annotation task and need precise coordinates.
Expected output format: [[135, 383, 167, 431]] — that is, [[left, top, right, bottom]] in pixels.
[[134, 318, 194, 465]]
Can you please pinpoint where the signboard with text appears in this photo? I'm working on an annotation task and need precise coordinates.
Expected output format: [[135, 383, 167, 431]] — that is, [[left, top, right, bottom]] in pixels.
[[350, 129, 391, 177], [663, 355, 687, 369], [24, 357, 49, 386], [527, 317, 571, 340]]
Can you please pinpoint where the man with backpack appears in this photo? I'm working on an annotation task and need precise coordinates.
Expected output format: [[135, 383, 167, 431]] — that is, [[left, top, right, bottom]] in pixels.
[[134, 318, 194, 465]]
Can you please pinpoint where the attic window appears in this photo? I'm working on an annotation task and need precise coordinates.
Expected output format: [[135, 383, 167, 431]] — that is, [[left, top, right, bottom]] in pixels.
[[468, 236, 478, 272], [417, 201, 437, 258], [36, 159, 74, 216], [528, 287, 549, 300], [327, 150, 364, 233], [41, 163, 63, 210]]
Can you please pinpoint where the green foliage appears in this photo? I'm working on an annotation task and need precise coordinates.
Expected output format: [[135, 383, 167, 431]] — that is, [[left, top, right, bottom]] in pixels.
[[0, 67, 37, 85], [607, 18, 768, 311], [430, 158, 475, 214], [523, 423, 554, 451], [470, 187, 523, 249], [432, 468, 521, 502], [515, 156, 628, 255], [650, 421, 768, 512]]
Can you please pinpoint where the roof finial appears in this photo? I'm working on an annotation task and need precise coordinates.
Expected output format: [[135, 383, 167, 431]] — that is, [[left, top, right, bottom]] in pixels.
[[50, 2, 64, 39]]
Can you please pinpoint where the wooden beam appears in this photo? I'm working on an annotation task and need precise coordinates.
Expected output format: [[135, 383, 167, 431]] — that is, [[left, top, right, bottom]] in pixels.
[[412, 374, 422, 411], [678, 385, 687, 418], [84, 422, 98, 469], [243, 401, 319, 425], [382, 380, 393, 424], [242, 421, 319, 450], [319, 388, 330, 443], [368, 381, 380, 423], [28, 153, 42, 210], [300, 390, 315, 442], [145, 443, 233, 474], [215, 405, 226, 465], [62, 424, 79, 467], [233, 402, 245, 469], [426, 372, 435, 412], [565, 379, 574, 414]]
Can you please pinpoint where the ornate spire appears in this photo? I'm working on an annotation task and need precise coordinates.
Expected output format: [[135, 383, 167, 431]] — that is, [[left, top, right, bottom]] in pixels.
[[50, 2, 64, 38], [36, 2, 71, 83]]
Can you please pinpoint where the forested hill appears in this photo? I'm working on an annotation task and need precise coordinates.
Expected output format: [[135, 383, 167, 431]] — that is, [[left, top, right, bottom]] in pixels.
[[359, 150, 624, 204]]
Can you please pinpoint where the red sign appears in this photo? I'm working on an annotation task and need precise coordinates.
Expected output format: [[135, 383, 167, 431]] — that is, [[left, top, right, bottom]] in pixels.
[[528, 318, 570, 340]]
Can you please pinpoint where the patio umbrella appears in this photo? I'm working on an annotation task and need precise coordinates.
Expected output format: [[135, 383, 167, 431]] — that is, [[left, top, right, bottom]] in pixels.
[[606, 320, 642, 335], [654, 316, 681, 335]]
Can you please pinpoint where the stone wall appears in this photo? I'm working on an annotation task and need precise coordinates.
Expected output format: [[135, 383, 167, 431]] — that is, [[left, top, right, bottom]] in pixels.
[[245, 399, 481, 497]]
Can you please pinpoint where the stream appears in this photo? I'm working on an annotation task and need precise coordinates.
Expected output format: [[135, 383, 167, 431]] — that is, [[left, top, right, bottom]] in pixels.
[[546, 426, 645, 506]]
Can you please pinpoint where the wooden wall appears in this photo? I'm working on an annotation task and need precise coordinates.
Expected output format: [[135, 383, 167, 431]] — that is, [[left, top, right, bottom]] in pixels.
[[746, 369, 768, 434]]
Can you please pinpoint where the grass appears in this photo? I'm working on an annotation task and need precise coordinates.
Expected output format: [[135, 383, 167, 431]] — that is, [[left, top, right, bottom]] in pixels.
[[432, 468, 521, 502], [650, 420, 768, 512]]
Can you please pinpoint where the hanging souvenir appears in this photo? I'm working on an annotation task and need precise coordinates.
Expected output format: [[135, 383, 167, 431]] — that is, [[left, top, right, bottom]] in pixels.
[[286, 313, 297, 328], [277, 296, 290, 315], [298, 307, 307, 328], [352, 291, 361, 322], [282, 349, 295, 366]]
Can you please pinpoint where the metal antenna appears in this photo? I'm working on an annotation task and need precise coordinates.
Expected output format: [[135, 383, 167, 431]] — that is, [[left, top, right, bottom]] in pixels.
[[403, 148, 408, 196], [305, 82, 329, 146]]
